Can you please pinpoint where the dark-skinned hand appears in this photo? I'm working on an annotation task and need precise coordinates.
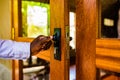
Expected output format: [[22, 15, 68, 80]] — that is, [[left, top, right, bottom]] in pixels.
[[30, 35, 52, 55]]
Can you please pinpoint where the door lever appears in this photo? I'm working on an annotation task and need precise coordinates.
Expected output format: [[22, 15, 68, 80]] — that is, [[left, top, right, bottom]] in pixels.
[[52, 28, 61, 61]]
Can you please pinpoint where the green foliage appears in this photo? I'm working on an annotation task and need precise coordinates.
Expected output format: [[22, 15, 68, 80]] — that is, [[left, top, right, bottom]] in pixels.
[[21, 1, 50, 37]]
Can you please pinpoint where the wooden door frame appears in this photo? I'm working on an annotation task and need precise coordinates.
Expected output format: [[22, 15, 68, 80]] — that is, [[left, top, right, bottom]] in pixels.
[[76, 0, 97, 80]]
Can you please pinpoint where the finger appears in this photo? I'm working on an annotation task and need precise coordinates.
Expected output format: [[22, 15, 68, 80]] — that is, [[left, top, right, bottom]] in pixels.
[[50, 36, 53, 39], [42, 41, 52, 50], [35, 35, 52, 50], [38, 37, 52, 45]]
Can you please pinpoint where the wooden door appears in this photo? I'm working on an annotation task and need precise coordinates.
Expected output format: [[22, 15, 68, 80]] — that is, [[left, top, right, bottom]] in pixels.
[[12, 0, 69, 80], [12, 0, 98, 80], [50, 0, 69, 80]]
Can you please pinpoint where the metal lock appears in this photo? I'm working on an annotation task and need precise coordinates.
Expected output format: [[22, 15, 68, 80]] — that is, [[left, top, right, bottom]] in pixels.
[[53, 28, 61, 61]]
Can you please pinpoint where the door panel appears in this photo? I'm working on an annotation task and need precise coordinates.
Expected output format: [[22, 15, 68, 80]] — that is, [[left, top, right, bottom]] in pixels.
[[12, 0, 69, 80]]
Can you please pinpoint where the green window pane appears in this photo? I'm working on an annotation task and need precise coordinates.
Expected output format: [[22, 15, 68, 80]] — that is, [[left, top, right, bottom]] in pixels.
[[22, 1, 50, 38]]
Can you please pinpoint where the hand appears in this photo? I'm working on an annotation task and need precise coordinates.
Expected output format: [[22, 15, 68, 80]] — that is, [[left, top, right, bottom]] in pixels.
[[30, 35, 52, 55]]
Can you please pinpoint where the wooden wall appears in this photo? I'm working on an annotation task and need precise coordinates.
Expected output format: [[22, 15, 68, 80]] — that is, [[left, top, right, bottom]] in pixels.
[[0, 0, 11, 39], [0, 0, 12, 71]]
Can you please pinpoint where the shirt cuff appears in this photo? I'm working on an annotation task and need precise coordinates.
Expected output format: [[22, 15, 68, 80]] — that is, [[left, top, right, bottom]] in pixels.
[[13, 42, 30, 59]]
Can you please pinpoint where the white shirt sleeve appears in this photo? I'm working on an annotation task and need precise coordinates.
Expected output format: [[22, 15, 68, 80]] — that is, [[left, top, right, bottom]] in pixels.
[[0, 40, 30, 60]]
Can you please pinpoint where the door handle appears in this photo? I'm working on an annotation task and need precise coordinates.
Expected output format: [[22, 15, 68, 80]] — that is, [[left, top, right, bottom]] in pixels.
[[53, 28, 61, 61]]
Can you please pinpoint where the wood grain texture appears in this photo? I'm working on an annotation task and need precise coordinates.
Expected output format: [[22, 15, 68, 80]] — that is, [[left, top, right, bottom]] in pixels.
[[96, 39, 120, 49], [96, 39, 120, 73], [102, 75, 119, 80], [76, 0, 97, 80], [36, 48, 51, 61], [96, 56, 120, 73], [13, 0, 21, 39], [50, 0, 69, 80], [12, 60, 23, 80], [12, 1, 23, 80], [96, 48, 120, 58]]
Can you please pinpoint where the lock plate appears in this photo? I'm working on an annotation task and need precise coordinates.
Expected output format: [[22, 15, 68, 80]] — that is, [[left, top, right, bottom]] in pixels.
[[53, 28, 61, 61]]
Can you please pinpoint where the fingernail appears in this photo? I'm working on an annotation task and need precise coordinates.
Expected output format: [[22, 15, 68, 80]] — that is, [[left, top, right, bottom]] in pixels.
[[50, 36, 53, 39]]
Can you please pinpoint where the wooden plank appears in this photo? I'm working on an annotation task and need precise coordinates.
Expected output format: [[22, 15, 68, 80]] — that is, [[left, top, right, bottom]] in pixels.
[[96, 39, 120, 49], [96, 39, 120, 72], [12, 60, 23, 80], [76, 0, 97, 80], [102, 75, 118, 80], [50, 0, 69, 80], [36, 49, 50, 61], [96, 47, 120, 58], [13, 0, 21, 39], [96, 57, 120, 73]]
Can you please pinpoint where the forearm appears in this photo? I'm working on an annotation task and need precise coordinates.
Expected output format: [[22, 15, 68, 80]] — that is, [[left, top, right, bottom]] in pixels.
[[0, 40, 30, 59]]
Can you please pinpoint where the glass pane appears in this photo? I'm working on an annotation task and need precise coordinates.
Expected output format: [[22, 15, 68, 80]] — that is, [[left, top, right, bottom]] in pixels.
[[21, 0, 50, 38], [100, 0, 120, 38]]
